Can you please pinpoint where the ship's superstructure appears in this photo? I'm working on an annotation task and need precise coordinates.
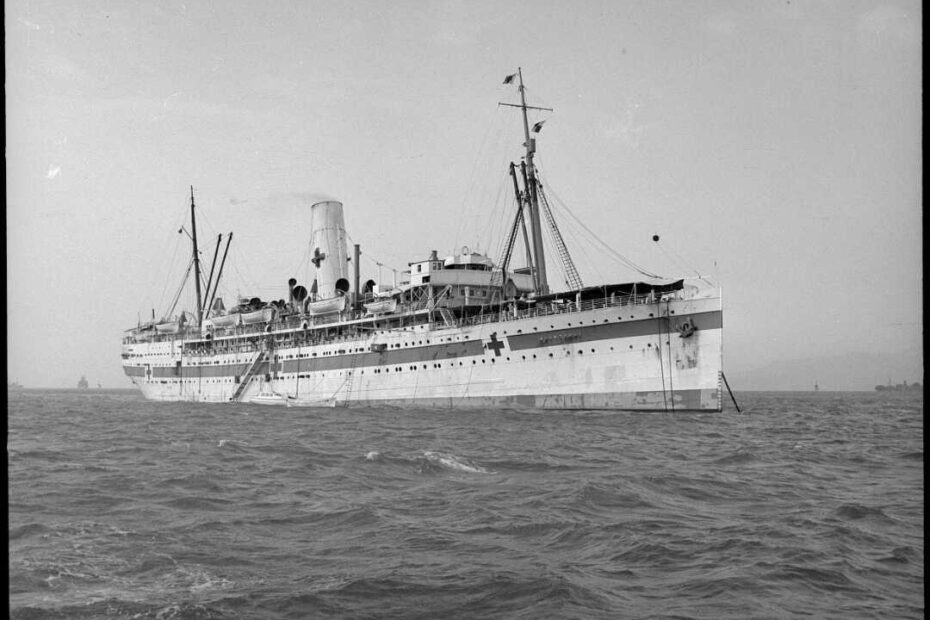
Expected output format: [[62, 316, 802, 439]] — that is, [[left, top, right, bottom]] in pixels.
[[122, 71, 724, 411]]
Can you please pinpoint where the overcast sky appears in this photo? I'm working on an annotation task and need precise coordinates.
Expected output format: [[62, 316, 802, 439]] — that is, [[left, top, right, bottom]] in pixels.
[[6, 0, 921, 389]]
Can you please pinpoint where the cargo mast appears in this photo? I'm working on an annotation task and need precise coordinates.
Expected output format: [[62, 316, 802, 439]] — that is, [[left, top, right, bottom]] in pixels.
[[190, 186, 204, 327]]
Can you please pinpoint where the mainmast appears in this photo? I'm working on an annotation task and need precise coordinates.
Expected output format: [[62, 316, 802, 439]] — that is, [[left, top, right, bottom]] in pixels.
[[190, 186, 204, 327], [501, 67, 552, 295]]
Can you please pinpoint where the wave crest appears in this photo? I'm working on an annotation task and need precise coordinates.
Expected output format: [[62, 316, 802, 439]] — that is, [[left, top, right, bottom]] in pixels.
[[421, 451, 490, 474]]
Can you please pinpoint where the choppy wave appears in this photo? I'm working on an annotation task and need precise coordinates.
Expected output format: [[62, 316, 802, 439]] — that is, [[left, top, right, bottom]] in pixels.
[[421, 450, 491, 474], [8, 390, 924, 619]]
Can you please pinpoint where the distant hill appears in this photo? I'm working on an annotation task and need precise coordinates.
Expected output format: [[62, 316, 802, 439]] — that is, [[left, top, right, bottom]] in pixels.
[[725, 349, 923, 391]]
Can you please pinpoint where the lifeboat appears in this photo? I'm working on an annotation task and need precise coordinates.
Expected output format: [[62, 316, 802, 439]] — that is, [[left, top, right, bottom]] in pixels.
[[155, 321, 181, 334], [241, 307, 275, 325], [363, 297, 397, 316], [305, 296, 346, 316], [211, 313, 240, 328]]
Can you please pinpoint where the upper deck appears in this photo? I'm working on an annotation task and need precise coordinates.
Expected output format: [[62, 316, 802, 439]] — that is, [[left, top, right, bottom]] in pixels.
[[123, 280, 720, 356]]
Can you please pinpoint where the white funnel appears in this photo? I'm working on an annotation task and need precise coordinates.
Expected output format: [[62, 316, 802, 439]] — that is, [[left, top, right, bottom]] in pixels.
[[309, 201, 349, 300]]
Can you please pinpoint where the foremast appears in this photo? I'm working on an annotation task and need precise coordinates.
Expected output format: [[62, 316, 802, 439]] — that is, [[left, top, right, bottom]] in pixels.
[[501, 68, 553, 295], [189, 186, 204, 327]]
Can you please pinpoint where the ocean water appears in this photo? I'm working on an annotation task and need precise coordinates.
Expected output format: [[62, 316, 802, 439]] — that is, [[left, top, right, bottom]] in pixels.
[[8, 389, 923, 619]]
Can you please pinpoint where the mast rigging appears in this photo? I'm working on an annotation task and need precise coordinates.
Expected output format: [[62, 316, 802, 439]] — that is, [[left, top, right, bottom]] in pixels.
[[500, 67, 553, 295]]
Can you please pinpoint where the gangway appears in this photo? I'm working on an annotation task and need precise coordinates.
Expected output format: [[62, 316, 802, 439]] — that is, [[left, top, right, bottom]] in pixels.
[[230, 350, 266, 402]]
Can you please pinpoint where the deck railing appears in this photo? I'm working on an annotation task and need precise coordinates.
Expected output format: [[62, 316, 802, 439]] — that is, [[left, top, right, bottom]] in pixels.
[[123, 289, 719, 347]]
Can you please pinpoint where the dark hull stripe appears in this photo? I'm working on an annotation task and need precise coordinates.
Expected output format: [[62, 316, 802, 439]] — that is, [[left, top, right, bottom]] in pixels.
[[124, 311, 721, 379], [506, 310, 721, 351]]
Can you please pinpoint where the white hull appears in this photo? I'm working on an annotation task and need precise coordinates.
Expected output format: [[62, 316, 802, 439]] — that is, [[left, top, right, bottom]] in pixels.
[[123, 293, 723, 411]]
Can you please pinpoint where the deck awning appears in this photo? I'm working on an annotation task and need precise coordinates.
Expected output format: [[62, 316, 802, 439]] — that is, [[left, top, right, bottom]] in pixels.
[[534, 279, 684, 303]]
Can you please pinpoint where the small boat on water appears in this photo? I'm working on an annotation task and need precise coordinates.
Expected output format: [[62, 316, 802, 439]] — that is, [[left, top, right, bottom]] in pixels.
[[78, 376, 89, 389], [249, 391, 293, 406], [305, 295, 346, 316]]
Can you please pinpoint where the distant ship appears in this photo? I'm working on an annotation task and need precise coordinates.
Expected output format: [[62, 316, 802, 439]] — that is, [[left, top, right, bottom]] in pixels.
[[8, 381, 24, 391], [121, 70, 724, 411], [875, 380, 922, 392], [78, 376, 89, 389]]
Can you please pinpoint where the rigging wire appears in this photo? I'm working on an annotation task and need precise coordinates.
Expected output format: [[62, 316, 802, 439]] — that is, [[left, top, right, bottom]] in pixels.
[[155, 192, 203, 317], [482, 171, 512, 261], [555, 209, 606, 285], [156, 223, 185, 316], [453, 106, 508, 248], [653, 238, 715, 286], [345, 231, 406, 280], [164, 257, 195, 320], [538, 210, 566, 290], [535, 167, 663, 279], [455, 106, 522, 251]]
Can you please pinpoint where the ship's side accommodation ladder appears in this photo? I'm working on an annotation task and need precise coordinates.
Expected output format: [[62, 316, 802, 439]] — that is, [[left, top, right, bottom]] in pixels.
[[342, 350, 363, 407], [427, 285, 457, 328], [230, 349, 266, 402]]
